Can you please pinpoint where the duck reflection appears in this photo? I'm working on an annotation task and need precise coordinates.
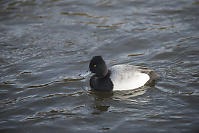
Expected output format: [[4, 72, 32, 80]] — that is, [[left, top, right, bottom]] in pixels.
[[90, 91, 113, 114], [89, 86, 149, 114], [113, 86, 148, 101]]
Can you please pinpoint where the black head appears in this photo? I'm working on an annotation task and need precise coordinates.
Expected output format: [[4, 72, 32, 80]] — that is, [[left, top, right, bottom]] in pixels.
[[89, 56, 108, 78]]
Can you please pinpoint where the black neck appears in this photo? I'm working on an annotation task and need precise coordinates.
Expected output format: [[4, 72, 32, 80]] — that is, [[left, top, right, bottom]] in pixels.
[[90, 70, 113, 91]]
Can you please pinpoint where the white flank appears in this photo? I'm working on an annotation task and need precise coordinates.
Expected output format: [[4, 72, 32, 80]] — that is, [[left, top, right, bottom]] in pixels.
[[110, 65, 150, 91]]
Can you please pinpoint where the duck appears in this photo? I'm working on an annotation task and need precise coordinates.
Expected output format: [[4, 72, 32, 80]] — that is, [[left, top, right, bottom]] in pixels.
[[89, 56, 160, 91]]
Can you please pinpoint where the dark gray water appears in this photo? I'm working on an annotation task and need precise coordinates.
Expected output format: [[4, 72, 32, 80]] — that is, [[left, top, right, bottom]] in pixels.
[[1, 0, 199, 132]]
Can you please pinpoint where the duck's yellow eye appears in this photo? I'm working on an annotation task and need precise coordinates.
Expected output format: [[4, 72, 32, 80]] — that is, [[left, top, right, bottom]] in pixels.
[[94, 64, 97, 68]]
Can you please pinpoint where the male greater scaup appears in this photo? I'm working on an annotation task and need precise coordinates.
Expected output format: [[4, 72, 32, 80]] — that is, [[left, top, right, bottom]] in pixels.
[[89, 56, 160, 91]]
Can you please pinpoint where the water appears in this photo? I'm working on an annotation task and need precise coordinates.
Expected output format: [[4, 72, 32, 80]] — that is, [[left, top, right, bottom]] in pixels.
[[0, 0, 199, 132]]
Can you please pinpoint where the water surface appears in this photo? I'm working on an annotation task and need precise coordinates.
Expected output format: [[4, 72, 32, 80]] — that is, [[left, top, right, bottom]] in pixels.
[[0, 0, 199, 133]]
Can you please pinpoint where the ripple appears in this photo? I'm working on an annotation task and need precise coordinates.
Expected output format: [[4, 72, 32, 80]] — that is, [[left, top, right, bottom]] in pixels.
[[128, 53, 144, 57], [23, 76, 85, 89], [42, 91, 87, 99], [0, 95, 36, 105], [24, 109, 76, 121], [60, 11, 105, 19]]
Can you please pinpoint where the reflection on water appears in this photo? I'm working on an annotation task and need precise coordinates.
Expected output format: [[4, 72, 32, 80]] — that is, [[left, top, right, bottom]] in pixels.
[[1, 0, 199, 132]]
